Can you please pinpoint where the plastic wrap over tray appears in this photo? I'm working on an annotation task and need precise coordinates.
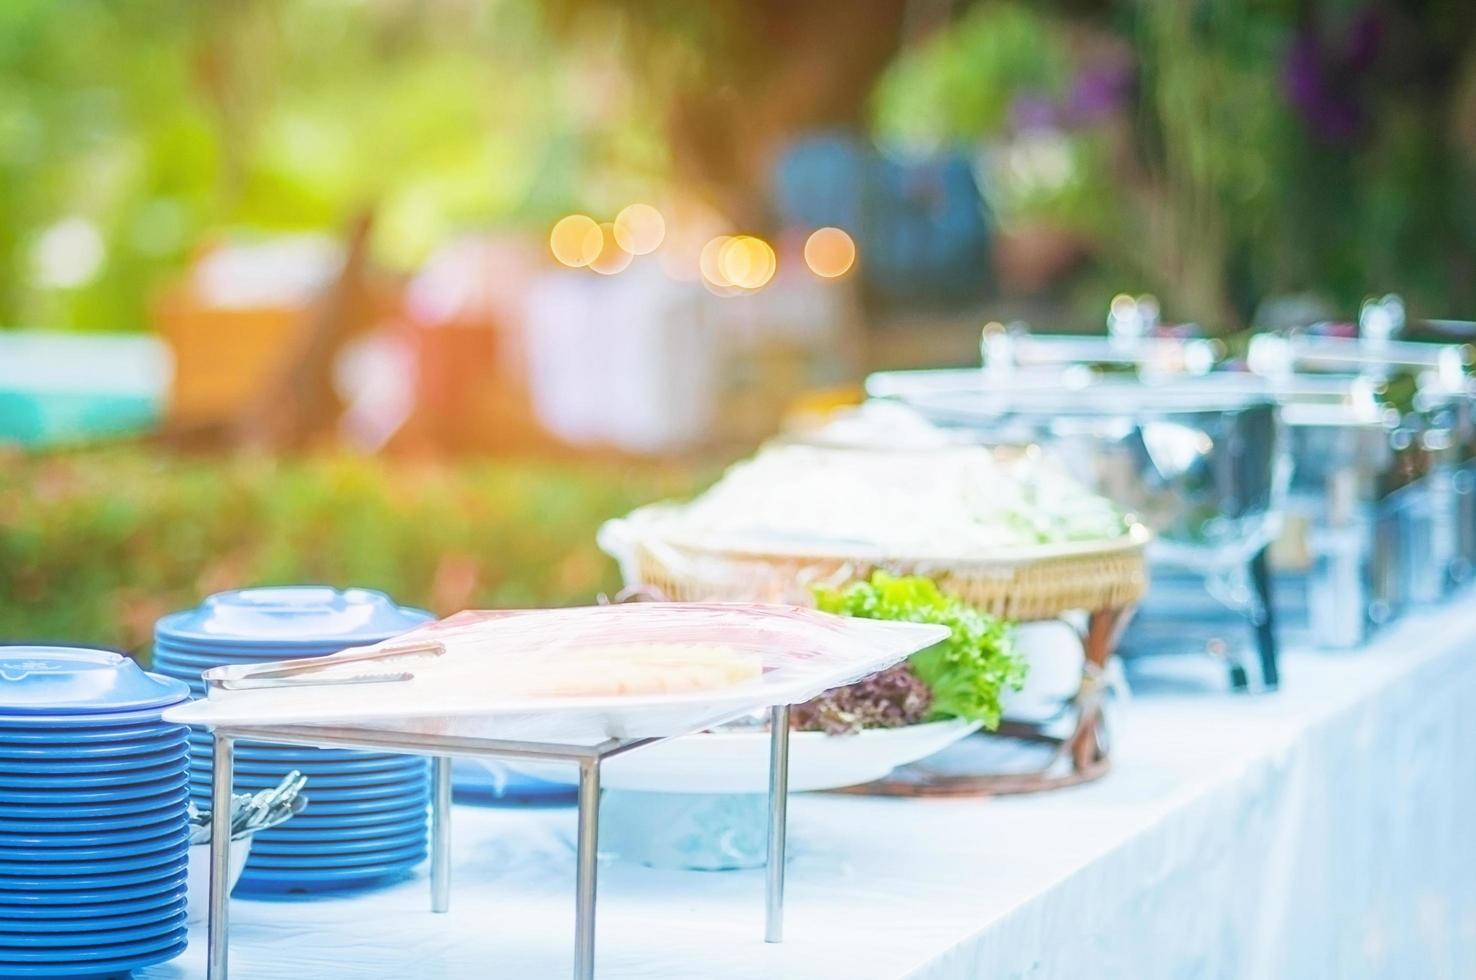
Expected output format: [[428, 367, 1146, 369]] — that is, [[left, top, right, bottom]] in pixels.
[[164, 603, 950, 744]]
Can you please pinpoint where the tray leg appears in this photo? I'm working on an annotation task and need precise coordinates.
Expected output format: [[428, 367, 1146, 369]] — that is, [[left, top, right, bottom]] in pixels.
[[207, 732, 235, 980], [1249, 546, 1280, 691], [431, 755, 453, 913], [766, 705, 791, 944], [573, 756, 601, 980]]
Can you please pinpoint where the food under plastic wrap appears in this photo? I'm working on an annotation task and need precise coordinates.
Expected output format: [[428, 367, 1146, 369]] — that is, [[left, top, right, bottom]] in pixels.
[[646, 442, 1130, 557], [600, 442, 1148, 620], [164, 603, 950, 744]]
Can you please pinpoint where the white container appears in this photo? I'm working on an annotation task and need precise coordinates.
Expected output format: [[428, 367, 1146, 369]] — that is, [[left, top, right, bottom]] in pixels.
[[186, 837, 252, 924]]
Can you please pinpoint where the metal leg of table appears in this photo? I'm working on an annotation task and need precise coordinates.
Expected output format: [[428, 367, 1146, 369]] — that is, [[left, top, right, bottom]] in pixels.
[[431, 755, 453, 914], [573, 756, 601, 980], [765, 705, 791, 944], [207, 733, 235, 980], [1250, 546, 1280, 691]]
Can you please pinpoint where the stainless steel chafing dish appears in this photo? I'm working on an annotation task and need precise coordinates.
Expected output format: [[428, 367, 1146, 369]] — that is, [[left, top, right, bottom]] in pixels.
[[878, 292, 1475, 663], [1243, 295, 1476, 621], [867, 367, 1286, 690]]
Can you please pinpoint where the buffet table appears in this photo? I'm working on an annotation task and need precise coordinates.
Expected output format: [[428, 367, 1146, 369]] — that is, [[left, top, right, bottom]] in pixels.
[[140, 596, 1476, 979]]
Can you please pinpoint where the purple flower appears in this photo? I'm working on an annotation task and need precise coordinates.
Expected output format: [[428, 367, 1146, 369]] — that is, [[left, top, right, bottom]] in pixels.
[[1010, 91, 1060, 132], [1066, 65, 1134, 126], [1283, 7, 1386, 144]]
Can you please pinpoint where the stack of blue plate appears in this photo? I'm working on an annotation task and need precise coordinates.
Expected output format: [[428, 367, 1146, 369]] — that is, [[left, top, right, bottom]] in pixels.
[[0, 647, 190, 977], [451, 759, 578, 807], [153, 587, 434, 893]]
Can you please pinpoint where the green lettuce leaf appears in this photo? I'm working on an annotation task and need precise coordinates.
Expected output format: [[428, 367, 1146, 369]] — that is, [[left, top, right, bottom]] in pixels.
[[814, 571, 1026, 729]]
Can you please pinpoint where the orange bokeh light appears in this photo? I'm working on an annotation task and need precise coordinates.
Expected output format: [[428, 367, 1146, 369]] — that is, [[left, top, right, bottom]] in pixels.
[[720, 236, 776, 290], [613, 204, 666, 255], [803, 227, 856, 279], [701, 234, 776, 293], [587, 222, 633, 275], [699, 235, 735, 288], [550, 214, 601, 268]]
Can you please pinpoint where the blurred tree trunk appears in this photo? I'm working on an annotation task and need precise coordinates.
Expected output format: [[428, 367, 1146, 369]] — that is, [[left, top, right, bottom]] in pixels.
[[664, 0, 914, 225], [550, 0, 924, 225]]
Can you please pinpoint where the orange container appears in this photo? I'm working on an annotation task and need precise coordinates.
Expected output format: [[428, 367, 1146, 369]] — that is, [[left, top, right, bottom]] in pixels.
[[153, 288, 306, 428]]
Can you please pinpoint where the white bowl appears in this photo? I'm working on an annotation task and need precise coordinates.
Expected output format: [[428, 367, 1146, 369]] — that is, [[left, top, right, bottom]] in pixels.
[[498, 717, 981, 794], [187, 837, 252, 924]]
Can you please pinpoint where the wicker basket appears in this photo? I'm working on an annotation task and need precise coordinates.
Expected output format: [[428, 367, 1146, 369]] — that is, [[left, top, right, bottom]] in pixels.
[[604, 506, 1151, 622]]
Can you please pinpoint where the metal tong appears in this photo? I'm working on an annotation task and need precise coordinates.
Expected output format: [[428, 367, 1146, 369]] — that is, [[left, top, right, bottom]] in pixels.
[[202, 639, 447, 692], [188, 769, 310, 844]]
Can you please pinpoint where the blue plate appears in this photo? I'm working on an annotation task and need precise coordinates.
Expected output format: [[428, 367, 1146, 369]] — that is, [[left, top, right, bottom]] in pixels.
[[0, 758, 187, 789], [0, 938, 186, 976], [0, 816, 184, 850], [0, 746, 187, 775], [154, 587, 431, 649], [0, 897, 186, 934], [0, 729, 185, 759], [0, 911, 184, 949], [188, 776, 423, 801], [0, 832, 190, 861], [0, 840, 187, 876], [253, 793, 426, 818], [451, 759, 578, 807], [0, 723, 181, 744], [0, 855, 187, 891], [0, 929, 183, 964], [236, 860, 418, 890], [0, 707, 186, 730], [187, 755, 425, 779], [0, 885, 186, 920], [248, 841, 425, 870], [187, 749, 425, 771], [187, 746, 416, 767], [153, 647, 309, 665], [0, 772, 187, 805], [251, 827, 428, 856], [0, 648, 188, 717], [0, 870, 187, 906], [250, 808, 428, 838], [189, 747, 411, 767], [2, 793, 188, 833]]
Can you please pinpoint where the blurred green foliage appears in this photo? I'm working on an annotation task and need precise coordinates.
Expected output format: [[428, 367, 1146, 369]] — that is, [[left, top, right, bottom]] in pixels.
[[872, 1, 1476, 326], [0, 0, 667, 333], [3, 0, 1473, 336], [0, 449, 702, 657]]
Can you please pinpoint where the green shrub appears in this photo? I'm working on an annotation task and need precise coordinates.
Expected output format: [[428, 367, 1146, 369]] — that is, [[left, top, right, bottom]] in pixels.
[[0, 448, 701, 658]]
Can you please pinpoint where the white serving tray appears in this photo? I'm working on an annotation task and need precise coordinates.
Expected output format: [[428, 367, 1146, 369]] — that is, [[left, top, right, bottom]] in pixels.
[[499, 718, 981, 794], [164, 603, 949, 745]]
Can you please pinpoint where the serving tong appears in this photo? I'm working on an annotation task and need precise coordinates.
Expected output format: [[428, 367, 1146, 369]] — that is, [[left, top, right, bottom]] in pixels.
[[202, 639, 447, 692], [188, 769, 309, 844]]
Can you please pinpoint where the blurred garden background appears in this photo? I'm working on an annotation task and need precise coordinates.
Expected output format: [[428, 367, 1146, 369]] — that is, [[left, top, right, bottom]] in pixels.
[[4, 0, 1476, 652]]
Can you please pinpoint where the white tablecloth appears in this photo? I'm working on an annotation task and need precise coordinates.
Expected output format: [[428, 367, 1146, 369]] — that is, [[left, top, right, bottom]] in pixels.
[[141, 596, 1476, 979]]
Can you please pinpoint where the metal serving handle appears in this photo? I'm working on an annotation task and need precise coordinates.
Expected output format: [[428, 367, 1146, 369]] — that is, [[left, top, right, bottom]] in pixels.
[[202, 639, 447, 692]]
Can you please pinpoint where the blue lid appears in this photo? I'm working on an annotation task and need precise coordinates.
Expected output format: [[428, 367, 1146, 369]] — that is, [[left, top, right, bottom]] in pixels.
[[154, 587, 431, 648], [0, 648, 188, 716]]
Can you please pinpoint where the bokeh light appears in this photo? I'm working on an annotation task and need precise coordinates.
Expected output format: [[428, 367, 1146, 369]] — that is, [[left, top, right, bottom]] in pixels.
[[613, 204, 666, 255], [587, 222, 633, 275], [803, 227, 856, 279], [699, 235, 735, 288], [720, 236, 776, 290], [549, 214, 601, 268], [700, 235, 777, 293]]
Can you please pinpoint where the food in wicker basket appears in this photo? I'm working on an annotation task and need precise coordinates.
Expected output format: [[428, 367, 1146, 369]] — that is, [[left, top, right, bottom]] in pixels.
[[667, 444, 1129, 554]]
